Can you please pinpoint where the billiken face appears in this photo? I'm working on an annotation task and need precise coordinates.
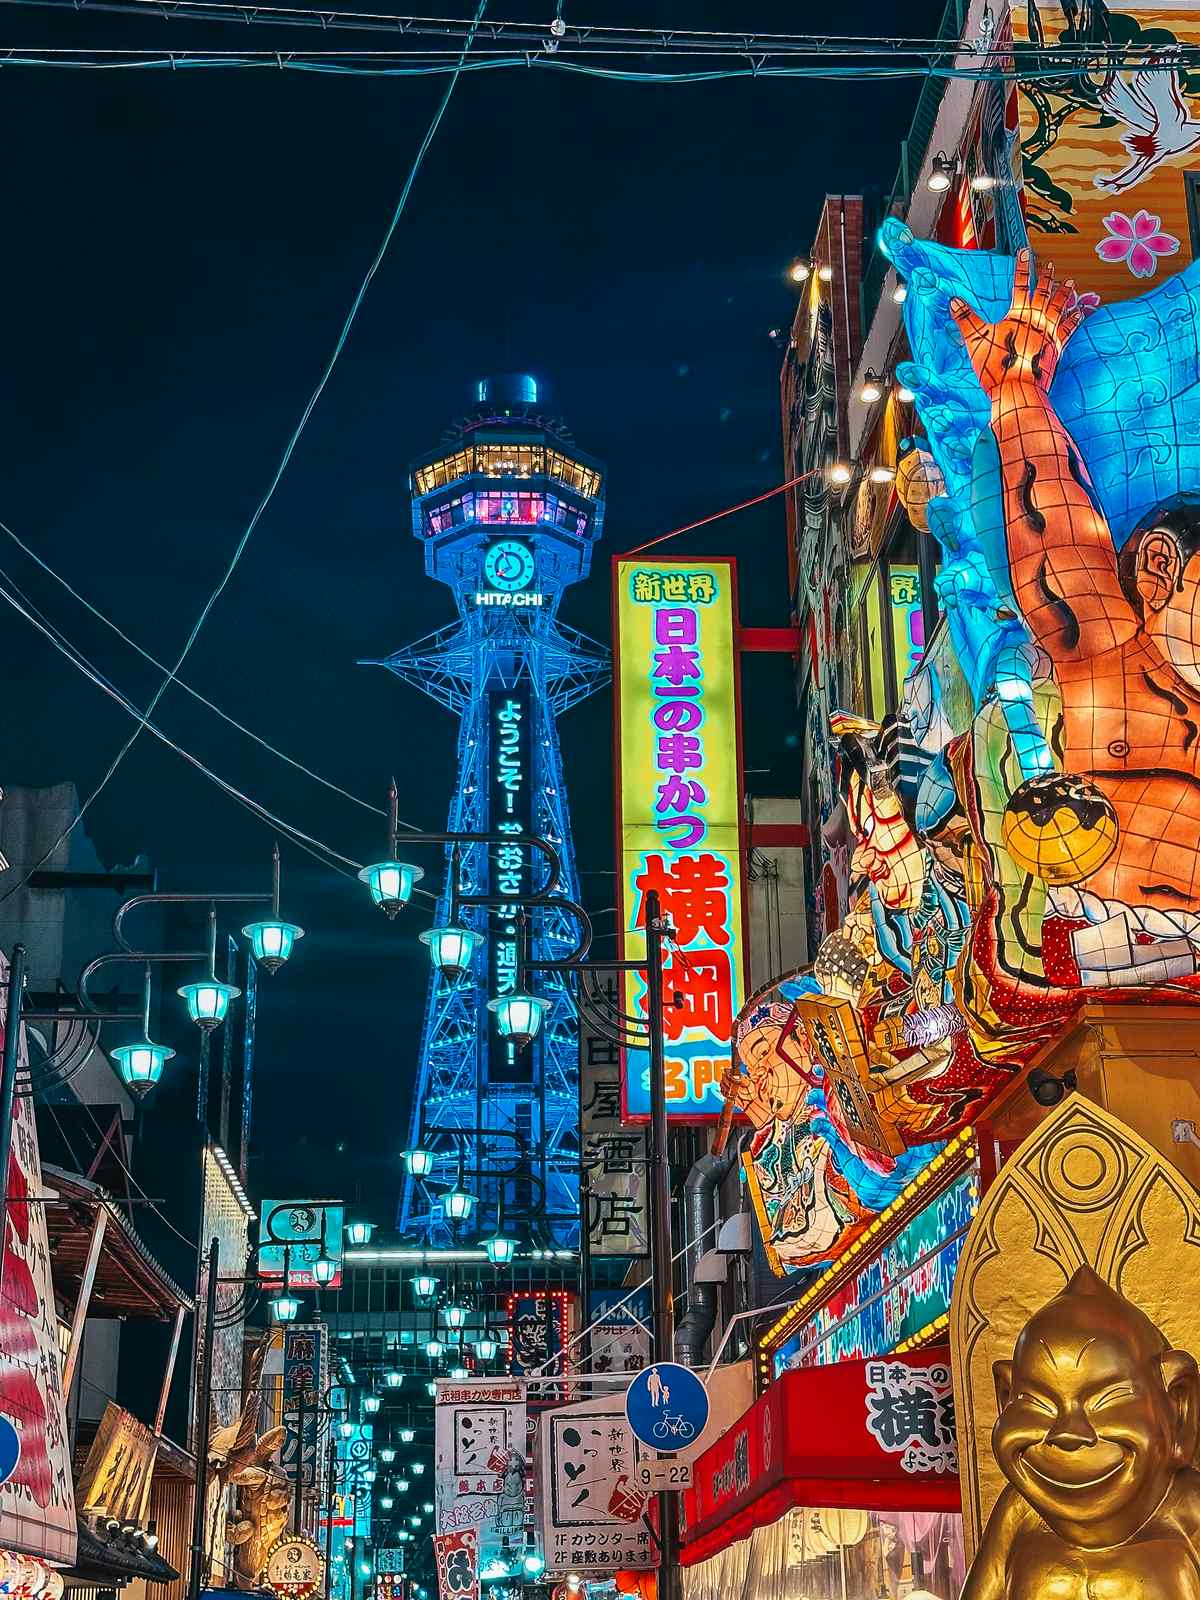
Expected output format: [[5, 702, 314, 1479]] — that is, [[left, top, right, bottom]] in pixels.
[[992, 1268, 1200, 1549]]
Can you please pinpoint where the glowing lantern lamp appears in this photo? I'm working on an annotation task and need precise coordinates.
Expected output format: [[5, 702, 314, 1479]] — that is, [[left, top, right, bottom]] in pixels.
[[178, 978, 240, 1031], [425, 1382, 436, 1398], [396, 1479, 410, 1493], [424, 1338, 444, 1359], [271, 1293, 301, 1324], [385, 1370, 404, 1389], [241, 918, 304, 975], [441, 1188, 476, 1224], [312, 1255, 337, 1285], [339, 1421, 354, 1440], [110, 1039, 174, 1097], [412, 1275, 439, 1301], [380, 1498, 394, 1511], [346, 1220, 374, 1247], [420, 926, 481, 981], [379, 1447, 396, 1464], [484, 1233, 516, 1266], [363, 1395, 382, 1415], [442, 1304, 468, 1330], [412, 1463, 425, 1476], [403, 1147, 434, 1178], [523, 1556, 545, 1576], [449, 1367, 468, 1381], [487, 994, 548, 1048], [399, 1427, 416, 1444], [358, 861, 424, 919], [475, 1336, 499, 1362]]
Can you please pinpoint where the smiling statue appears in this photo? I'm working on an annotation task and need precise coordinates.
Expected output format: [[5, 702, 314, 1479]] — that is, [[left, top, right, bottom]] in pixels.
[[962, 1266, 1200, 1599]]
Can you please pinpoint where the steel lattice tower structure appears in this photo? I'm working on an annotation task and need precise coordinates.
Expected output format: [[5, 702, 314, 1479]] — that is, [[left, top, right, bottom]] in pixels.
[[365, 375, 609, 1247]]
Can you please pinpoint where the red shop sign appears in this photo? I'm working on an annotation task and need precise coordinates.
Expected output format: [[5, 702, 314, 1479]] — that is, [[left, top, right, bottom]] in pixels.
[[680, 1349, 960, 1565]]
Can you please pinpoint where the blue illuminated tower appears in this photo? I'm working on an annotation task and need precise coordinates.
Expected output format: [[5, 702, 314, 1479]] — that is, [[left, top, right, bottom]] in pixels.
[[366, 375, 608, 1247]]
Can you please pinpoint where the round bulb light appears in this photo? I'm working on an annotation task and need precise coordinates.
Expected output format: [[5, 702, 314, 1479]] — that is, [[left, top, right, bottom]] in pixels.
[[178, 979, 240, 1030], [358, 860, 424, 919], [110, 1039, 174, 1096], [379, 1448, 396, 1464], [241, 919, 304, 974], [787, 257, 810, 284]]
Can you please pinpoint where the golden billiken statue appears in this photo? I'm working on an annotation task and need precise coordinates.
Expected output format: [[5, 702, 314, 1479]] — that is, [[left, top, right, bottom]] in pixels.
[[963, 1267, 1200, 1597]]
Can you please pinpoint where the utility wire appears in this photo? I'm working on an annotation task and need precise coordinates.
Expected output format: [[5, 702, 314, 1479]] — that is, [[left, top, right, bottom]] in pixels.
[[0, 0, 485, 905], [621, 470, 819, 558]]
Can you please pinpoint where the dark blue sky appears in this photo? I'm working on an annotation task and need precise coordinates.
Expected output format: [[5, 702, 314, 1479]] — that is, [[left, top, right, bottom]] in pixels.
[[0, 3, 943, 1218]]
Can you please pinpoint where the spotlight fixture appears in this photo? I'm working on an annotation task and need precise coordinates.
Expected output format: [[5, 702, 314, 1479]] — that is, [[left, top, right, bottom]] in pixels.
[[892, 281, 908, 304], [859, 369, 884, 405], [787, 256, 811, 284], [928, 151, 956, 192], [828, 463, 853, 486], [817, 263, 833, 282], [869, 464, 896, 484]]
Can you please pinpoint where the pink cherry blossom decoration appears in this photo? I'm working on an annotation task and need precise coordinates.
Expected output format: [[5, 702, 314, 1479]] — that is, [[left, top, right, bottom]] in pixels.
[[1095, 209, 1180, 278]]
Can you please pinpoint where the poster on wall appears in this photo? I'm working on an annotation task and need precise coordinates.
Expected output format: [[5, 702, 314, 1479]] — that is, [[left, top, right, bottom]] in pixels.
[[613, 557, 748, 1121], [581, 972, 649, 1258], [76, 1402, 158, 1525], [0, 955, 77, 1563], [434, 1380, 528, 1570], [538, 1396, 653, 1577]]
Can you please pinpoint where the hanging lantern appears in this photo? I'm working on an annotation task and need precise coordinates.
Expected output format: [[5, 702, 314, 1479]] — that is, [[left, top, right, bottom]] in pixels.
[[475, 1336, 499, 1362], [484, 1233, 516, 1266], [110, 1039, 174, 1096], [241, 919, 304, 975], [270, 1293, 301, 1324], [178, 978, 241, 1031], [486, 994, 548, 1048], [424, 1337, 444, 1359], [441, 1304, 468, 1330], [419, 926, 481, 982], [346, 1220, 374, 1247], [411, 1463, 425, 1476], [441, 1188, 476, 1224], [425, 1382, 436, 1398], [380, 1498, 394, 1512], [312, 1255, 337, 1285], [399, 1427, 415, 1444], [396, 1479, 410, 1494], [384, 1370, 404, 1389], [412, 1275, 439, 1301], [358, 861, 424, 919], [379, 1447, 396, 1464], [339, 1420, 355, 1440], [402, 1147, 434, 1178], [363, 1394, 382, 1415]]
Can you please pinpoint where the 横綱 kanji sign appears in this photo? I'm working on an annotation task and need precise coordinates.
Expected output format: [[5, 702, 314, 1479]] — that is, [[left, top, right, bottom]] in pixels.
[[613, 558, 747, 1120]]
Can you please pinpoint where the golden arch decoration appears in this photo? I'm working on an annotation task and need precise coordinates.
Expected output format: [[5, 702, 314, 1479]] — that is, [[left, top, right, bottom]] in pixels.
[[950, 1095, 1200, 1559]]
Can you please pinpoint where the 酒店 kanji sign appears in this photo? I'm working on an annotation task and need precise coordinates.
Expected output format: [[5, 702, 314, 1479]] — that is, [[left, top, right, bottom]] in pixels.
[[680, 1350, 960, 1565], [613, 558, 748, 1121]]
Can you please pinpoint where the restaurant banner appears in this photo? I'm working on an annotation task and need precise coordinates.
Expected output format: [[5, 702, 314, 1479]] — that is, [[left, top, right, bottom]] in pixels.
[[77, 1402, 158, 1525], [0, 956, 77, 1564], [613, 557, 748, 1121], [258, 1201, 345, 1289], [581, 972, 649, 1258], [433, 1529, 478, 1600], [538, 1393, 654, 1578], [681, 1350, 960, 1565], [434, 1380, 528, 1569]]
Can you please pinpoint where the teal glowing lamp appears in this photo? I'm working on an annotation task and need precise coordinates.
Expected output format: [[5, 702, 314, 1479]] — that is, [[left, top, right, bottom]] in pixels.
[[396, 1478, 410, 1493], [449, 1367, 468, 1381], [523, 1555, 545, 1577], [363, 1468, 377, 1485], [179, 977, 240, 1031], [399, 1427, 415, 1444], [397, 1533, 410, 1545], [412, 1275, 439, 1301], [379, 1447, 396, 1464], [475, 1335, 499, 1362], [312, 1254, 337, 1285], [358, 861, 424, 920], [346, 1220, 374, 1247], [484, 1233, 516, 1266], [411, 1463, 425, 1476], [441, 1187, 476, 1224], [242, 919, 304, 975], [419, 925, 481, 982], [270, 1292, 301, 1324], [339, 1420, 354, 1439], [380, 1497, 394, 1512], [409, 1516, 421, 1529], [424, 1337, 444, 1359], [402, 1147, 434, 1178], [487, 994, 548, 1048], [363, 1394, 382, 1415], [384, 1370, 404, 1390], [425, 1381, 436, 1398], [110, 1039, 174, 1097], [441, 1303, 468, 1331], [422, 1504, 433, 1516]]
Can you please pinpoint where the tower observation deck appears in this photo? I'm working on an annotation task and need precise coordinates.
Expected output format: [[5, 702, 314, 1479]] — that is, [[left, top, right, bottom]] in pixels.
[[365, 375, 609, 1247]]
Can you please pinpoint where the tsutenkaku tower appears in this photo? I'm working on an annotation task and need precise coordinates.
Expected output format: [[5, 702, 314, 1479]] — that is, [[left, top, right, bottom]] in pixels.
[[366, 375, 609, 1247]]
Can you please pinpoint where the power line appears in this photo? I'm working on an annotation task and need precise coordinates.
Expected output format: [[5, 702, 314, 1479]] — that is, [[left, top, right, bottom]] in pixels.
[[0, 0, 484, 904], [621, 470, 819, 558]]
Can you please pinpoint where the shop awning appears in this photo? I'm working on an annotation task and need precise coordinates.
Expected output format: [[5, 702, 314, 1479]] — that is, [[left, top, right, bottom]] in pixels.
[[680, 1350, 960, 1566], [42, 1165, 194, 1319]]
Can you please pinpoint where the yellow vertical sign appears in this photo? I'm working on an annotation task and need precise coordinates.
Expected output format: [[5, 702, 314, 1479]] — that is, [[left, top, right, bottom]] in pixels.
[[613, 557, 746, 1119]]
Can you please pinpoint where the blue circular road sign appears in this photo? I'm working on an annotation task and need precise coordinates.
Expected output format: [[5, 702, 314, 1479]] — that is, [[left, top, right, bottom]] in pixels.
[[0, 1417, 21, 1485], [625, 1362, 709, 1450]]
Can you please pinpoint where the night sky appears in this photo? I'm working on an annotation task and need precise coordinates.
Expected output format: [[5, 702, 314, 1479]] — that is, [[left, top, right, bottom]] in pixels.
[[0, 3, 943, 1223]]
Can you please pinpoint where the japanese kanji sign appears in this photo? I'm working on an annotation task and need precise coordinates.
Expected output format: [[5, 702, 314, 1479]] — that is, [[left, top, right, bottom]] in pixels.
[[258, 1200, 345, 1289], [488, 687, 531, 1086], [433, 1529, 479, 1600], [0, 953, 77, 1564], [434, 1380, 529, 1570], [263, 1534, 325, 1600], [281, 1323, 328, 1497], [680, 1350, 960, 1566], [538, 1396, 654, 1578], [613, 558, 747, 1121], [581, 973, 648, 1258]]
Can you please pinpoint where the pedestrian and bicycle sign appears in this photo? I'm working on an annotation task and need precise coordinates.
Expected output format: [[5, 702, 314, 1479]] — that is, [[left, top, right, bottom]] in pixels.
[[624, 1362, 709, 1450]]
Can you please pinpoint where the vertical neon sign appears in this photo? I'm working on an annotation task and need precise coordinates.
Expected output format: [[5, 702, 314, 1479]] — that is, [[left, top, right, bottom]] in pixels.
[[613, 558, 747, 1120], [489, 688, 531, 1083]]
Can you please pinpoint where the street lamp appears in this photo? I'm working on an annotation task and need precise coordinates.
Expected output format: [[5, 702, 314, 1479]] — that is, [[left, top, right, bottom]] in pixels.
[[110, 1038, 174, 1096], [440, 1188, 475, 1224], [412, 1275, 439, 1301], [358, 860, 424, 919], [449, 1367, 468, 1381], [312, 1254, 337, 1285], [486, 994, 547, 1048], [425, 1382, 436, 1397], [442, 1304, 468, 1330], [411, 1464, 425, 1477], [402, 1147, 434, 1178], [346, 1220, 374, 1247], [399, 1428, 415, 1444], [363, 1394, 382, 1415], [380, 1498, 394, 1511], [379, 1447, 396, 1464], [475, 1335, 499, 1362], [241, 919, 304, 973], [419, 926, 481, 981], [424, 1338, 444, 1359], [484, 1232, 516, 1266], [271, 1292, 301, 1323], [384, 1370, 404, 1389], [178, 907, 241, 1031]]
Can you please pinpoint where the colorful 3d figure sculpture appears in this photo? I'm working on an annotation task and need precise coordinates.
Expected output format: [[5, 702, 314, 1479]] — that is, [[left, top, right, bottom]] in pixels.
[[962, 1267, 1200, 1599]]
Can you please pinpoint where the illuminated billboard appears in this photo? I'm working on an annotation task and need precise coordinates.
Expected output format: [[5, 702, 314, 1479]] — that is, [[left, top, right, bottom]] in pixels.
[[613, 557, 747, 1120]]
